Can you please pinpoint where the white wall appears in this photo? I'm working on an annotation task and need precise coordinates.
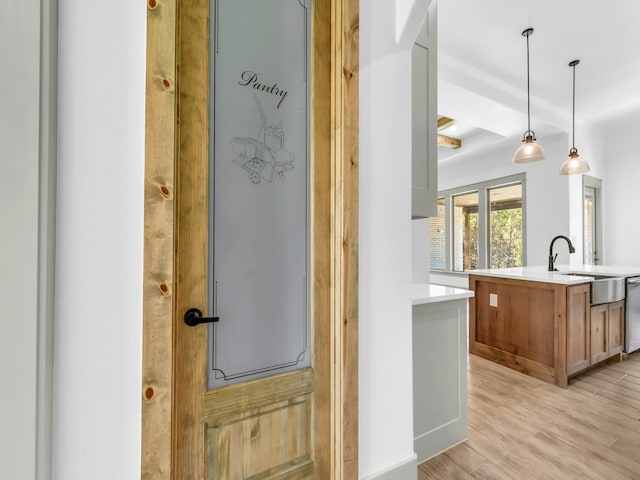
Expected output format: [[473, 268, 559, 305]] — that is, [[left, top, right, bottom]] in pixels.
[[53, 1, 145, 479], [602, 118, 640, 266], [566, 124, 606, 266], [0, 1, 41, 478], [359, 38, 415, 480], [438, 133, 573, 267], [359, 0, 430, 477]]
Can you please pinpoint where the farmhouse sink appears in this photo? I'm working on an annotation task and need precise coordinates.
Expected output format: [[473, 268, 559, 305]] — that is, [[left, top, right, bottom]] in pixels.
[[563, 272, 625, 304]]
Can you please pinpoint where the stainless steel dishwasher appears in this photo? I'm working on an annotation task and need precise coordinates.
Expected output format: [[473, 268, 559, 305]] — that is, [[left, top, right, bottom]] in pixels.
[[625, 276, 640, 353]]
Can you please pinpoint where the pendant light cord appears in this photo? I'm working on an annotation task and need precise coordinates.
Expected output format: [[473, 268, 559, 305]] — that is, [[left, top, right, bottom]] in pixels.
[[568, 59, 580, 151], [526, 31, 531, 133], [572, 62, 576, 149]]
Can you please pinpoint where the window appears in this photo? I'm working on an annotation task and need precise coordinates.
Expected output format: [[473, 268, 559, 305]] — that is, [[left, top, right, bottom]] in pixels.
[[429, 174, 526, 272], [584, 188, 594, 264], [583, 176, 602, 265], [453, 192, 478, 272], [488, 184, 523, 268], [429, 198, 446, 270]]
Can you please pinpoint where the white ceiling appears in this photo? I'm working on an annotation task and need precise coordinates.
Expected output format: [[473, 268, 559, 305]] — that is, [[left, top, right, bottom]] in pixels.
[[437, 0, 640, 160]]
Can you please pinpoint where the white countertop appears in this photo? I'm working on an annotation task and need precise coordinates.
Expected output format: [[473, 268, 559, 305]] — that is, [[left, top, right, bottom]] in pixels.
[[468, 264, 640, 284], [412, 283, 474, 305]]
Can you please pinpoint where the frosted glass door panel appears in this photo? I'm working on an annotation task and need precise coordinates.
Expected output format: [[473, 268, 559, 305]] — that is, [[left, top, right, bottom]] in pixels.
[[208, 0, 310, 388]]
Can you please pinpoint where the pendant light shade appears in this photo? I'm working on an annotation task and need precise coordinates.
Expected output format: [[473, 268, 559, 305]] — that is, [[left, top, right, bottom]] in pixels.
[[513, 28, 545, 164], [559, 148, 589, 175], [513, 134, 546, 163], [559, 60, 590, 175]]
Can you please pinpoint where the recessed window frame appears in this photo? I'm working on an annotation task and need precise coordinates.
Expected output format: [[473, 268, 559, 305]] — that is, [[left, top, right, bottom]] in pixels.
[[430, 173, 527, 272]]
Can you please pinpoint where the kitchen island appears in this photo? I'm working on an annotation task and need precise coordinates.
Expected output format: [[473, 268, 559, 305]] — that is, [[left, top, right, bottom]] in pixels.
[[468, 265, 639, 387]]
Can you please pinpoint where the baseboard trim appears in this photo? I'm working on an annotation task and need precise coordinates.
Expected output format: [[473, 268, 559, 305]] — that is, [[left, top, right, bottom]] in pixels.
[[361, 454, 418, 480]]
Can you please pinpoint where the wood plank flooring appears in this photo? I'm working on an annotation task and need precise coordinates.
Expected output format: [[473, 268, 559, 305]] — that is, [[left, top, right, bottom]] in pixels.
[[418, 352, 640, 480]]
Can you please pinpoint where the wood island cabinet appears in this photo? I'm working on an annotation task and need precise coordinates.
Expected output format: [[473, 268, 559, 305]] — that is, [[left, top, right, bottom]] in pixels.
[[608, 300, 625, 355], [567, 284, 591, 376], [590, 303, 609, 364], [590, 300, 625, 365], [469, 275, 624, 388]]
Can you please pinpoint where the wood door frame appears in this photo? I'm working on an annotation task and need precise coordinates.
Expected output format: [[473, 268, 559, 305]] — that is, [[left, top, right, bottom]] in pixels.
[[141, 0, 359, 477]]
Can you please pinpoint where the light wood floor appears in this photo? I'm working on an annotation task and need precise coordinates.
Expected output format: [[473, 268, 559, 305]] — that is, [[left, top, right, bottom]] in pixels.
[[419, 352, 640, 480]]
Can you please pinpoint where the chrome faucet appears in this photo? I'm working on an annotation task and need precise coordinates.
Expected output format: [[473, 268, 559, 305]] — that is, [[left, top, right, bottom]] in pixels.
[[548, 235, 576, 271]]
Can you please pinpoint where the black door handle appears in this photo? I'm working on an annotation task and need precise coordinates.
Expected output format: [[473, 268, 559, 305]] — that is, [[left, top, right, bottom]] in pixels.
[[184, 308, 219, 327]]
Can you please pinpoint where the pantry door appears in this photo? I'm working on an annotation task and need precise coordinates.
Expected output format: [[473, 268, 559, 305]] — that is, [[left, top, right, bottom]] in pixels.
[[142, 0, 359, 478]]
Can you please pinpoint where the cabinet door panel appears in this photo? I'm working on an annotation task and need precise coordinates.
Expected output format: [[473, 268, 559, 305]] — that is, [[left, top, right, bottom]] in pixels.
[[567, 284, 590, 375], [590, 304, 608, 364], [608, 300, 625, 355]]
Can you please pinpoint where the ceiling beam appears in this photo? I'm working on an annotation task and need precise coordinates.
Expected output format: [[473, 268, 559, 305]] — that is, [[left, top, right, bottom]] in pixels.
[[437, 116, 462, 149], [437, 116, 456, 130], [437, 134, 462, 149]]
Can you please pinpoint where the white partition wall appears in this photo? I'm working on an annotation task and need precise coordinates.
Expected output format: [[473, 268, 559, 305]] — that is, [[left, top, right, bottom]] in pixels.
[[53, 1, 145, 479], [360, 0, 433, 478]]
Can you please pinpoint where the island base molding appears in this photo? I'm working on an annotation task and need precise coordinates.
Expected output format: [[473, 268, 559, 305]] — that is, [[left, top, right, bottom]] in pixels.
[[470, 342, 559, 385]]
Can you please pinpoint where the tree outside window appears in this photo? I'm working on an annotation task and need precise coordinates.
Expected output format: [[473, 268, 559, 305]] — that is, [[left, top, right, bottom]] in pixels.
[[489, 184, 523, 268]]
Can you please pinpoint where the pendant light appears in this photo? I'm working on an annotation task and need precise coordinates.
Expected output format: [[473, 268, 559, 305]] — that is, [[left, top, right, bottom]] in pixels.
[[559, 60, 590, 175], [513, 28, 545, 164]]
